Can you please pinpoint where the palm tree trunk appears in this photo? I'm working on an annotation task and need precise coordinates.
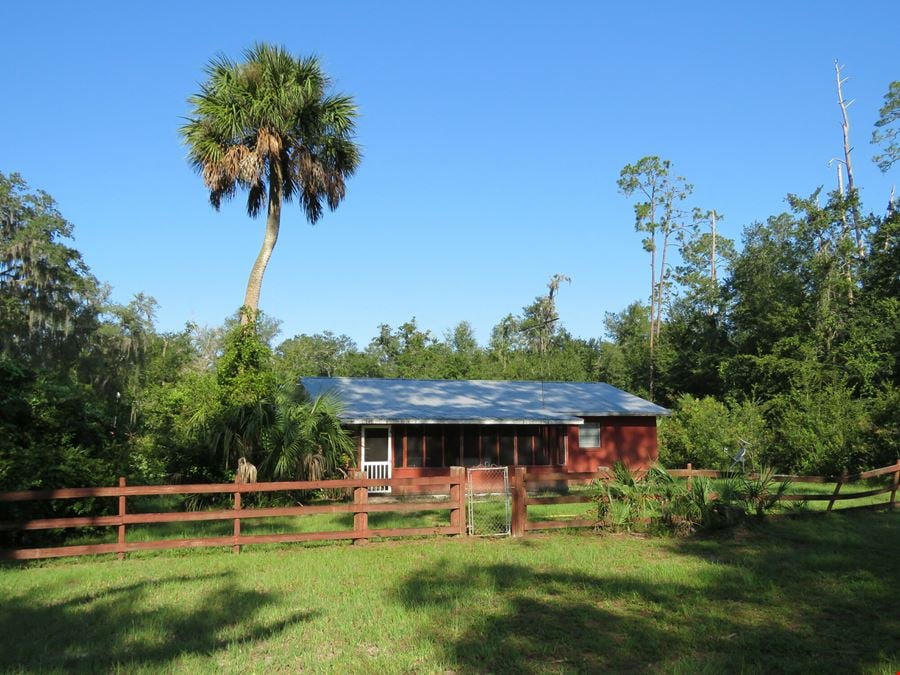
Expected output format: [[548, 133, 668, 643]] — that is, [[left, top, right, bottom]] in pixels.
[[242, 175, 283, 324]]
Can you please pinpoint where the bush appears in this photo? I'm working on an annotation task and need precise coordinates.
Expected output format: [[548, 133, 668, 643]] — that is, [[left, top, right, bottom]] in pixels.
[[659, 394, 768, 469]]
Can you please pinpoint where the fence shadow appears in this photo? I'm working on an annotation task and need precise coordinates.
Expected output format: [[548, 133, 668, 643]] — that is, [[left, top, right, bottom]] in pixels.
[[0, 569, 316, 671], [661, 512, 900, 671], [396, 559, 696, 672], [394, 512, 900, 672]]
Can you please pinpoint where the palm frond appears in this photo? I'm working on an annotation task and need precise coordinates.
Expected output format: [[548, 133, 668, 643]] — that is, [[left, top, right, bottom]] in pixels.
[[181, 43, 359, 222]]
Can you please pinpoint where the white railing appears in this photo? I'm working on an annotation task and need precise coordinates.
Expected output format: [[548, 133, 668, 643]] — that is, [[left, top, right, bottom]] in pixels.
[[362, 461, 391, 493]]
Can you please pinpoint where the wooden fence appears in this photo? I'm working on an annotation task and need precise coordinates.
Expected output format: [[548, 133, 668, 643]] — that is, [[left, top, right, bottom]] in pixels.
[[513, 460, 900, 535], [0, 467, 466, 561], [2, 461, 897, 559]]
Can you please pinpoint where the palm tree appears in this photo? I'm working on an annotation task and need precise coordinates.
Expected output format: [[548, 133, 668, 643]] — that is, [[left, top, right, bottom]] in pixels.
[[181, 44, 361, 323]]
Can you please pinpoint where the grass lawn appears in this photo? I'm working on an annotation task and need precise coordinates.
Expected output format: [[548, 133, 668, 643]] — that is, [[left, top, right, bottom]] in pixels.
[[1, 510, 898, 673]]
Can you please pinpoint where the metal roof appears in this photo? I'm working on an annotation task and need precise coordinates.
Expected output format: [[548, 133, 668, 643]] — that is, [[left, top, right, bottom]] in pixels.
[[300, 377, 669, 425]]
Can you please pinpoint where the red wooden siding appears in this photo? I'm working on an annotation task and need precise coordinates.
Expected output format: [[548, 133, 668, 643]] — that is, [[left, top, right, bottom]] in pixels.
[[565, 416, 658, 472], [353, 417, 658, 491]]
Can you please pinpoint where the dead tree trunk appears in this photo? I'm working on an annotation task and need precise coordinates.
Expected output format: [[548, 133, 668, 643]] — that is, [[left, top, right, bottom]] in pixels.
[[835, 60, 865, 260]]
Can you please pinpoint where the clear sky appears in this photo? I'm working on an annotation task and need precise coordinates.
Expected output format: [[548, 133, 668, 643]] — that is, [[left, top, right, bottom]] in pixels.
[[3, 1, 897, 347]]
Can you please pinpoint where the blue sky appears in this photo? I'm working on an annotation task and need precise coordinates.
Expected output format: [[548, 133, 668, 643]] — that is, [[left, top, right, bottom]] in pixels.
[[3, 1, 897, 347]]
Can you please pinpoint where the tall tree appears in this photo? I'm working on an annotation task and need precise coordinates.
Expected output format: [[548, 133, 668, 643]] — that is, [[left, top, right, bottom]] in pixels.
[[181, 44, 361, 323], [833, 61, 865, 258], [0, 172, 99, 366], [676, 209, 735, 313], [618, 157, 694, 397], [520, 273, 571, 356]]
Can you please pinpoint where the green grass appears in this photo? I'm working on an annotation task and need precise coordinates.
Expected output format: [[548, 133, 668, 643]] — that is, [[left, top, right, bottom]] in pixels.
[[1, 511, 897, 673], [773, 479, 894, 511]]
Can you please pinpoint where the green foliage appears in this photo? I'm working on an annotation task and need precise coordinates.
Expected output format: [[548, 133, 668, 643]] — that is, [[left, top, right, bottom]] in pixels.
[[217, 319, 276, 408], [594, 463, 673, 533], [0, 172, 100, 367], [871, 80, 900, 173], [0, 356, 115, 493], [593, 462, 787, 537], [659, 394, 768, 469], [740, 466, 791, 518], [180, 43, 360, 220], [765, 375, 869, 475], [275, 331, 360, 378], [262, 386, 355, 481], [600, 302, 652, 397]]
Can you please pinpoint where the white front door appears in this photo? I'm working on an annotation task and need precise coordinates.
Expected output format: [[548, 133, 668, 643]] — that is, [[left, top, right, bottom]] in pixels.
[[361, 426, 392, 493]]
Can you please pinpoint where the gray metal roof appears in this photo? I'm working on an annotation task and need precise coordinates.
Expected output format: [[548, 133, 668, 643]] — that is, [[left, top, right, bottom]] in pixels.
[[300, 377, 669, 425]]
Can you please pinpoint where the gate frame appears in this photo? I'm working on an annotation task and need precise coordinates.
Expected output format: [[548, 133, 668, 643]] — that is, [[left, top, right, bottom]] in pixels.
[[465, 466, 511, 537]]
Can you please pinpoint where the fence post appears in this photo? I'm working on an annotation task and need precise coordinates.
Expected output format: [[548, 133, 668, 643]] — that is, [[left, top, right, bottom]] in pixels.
[[827, 469, 848, 512], [890, 459, 900, 511], [117, 477, 126, 561], [353, 470, 369, 545], [233, 474, 242, 554], [686, 463, 693, 491], [449, 467, 466, 535], [511, 467, 527, 537]]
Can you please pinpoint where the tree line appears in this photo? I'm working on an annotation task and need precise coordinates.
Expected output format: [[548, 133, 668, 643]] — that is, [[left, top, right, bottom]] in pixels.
[[1, 46, 898, 508]]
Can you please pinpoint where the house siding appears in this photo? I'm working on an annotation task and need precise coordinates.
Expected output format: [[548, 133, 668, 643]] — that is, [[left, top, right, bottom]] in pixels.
[[351, 417, 659, 493], [565, 416, 659, 472]]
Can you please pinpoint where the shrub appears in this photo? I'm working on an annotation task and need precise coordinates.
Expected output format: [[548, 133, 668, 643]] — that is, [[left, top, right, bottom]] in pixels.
[[593, 462, 785, 536], [659, 394, 768, 470]]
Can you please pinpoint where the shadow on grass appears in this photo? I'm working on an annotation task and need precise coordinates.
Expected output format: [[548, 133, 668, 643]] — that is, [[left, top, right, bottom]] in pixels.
[[663, 512, 900, 671], [0, 570, 316, 671], [395, 512, 900, 673]]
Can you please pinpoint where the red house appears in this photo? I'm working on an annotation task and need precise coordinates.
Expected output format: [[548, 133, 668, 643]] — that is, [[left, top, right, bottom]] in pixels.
[[301, 377, 669, 490]]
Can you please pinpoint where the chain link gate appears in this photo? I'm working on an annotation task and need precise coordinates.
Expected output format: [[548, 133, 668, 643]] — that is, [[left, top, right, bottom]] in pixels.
[[466, 466, 511, 536]]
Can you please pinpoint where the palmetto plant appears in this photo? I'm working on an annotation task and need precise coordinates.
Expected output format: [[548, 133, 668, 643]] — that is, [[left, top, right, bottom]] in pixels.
[[740, 465, 791, 518], [180, 44, 361, 321], [261, 383, 355, 482], [595, 462, 673, 532], [594, 463, 759, 534]]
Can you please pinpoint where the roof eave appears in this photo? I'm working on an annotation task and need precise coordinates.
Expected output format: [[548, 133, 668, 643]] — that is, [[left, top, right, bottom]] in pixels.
[[573, 410, 671, 417]]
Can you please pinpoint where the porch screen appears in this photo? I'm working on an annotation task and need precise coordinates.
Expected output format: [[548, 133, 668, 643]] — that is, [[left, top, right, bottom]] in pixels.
[[463, 428, 480, 466], [364, 427, 389, 462], [499, 428, 515, 465], [406, 427, 423, 467], [444, 427, 461, 466], [517, 427, 535, 465], [393, 424, 567, 468], [425, 428, 443, 467]]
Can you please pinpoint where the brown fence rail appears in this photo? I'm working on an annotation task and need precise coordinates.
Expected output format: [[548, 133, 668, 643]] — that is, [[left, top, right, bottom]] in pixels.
[[3, 461, 897, 558], [0, 467, 467, 561], [513, 460, 900, 535]]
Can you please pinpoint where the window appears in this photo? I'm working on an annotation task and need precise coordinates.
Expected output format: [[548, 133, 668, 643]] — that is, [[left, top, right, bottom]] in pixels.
[[578, 423, 602, 448]]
